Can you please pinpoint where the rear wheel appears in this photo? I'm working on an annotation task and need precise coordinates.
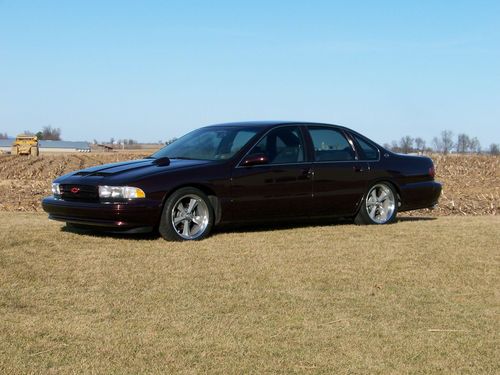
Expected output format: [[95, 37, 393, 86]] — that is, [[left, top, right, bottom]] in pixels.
[[159, 187, 214, 241], [355, 182, 398, 225]]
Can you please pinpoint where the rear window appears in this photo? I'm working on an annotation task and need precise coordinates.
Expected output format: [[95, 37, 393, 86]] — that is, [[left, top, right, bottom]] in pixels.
[[353, 135, 379, 160]]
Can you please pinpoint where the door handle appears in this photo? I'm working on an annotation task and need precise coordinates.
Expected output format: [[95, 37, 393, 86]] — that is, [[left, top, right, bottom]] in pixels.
[[353, 166, 364, 172], [302, 168, 314, 179]]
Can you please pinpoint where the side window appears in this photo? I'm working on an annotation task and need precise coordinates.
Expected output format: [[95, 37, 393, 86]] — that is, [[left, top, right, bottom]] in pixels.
[[308, 127, 355, 161], [353, 135, 379, 160], [247, 127, 305, 164], [230, 131, 257, 154]]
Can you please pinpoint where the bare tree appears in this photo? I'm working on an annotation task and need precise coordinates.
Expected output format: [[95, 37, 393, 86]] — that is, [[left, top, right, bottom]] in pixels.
[[399, 136, 414, 154], [442, 130, 454, 154], [414, 137, 426, 153], [388, 140, 399, 152], [489, 143, 499, 155], [0, 132, 8, 139], [41, 125, 61, 140], [23, 130, 35, 136], [431, 136, 440, 152], [456, 134, 470, 153], [433, 130, 454, 154], [469, 137, 481, 154]]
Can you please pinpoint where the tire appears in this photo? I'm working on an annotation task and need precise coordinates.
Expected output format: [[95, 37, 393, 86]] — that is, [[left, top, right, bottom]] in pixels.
[[159, 187, 214, 241], [354, 182, 398, 225]]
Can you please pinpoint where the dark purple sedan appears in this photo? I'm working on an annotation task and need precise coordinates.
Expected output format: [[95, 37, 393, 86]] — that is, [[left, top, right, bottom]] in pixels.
[[42, 121, 442, 241]]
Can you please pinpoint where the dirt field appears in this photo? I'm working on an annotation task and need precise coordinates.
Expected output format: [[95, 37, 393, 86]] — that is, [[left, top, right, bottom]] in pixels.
[[0, 153, 144, 212], [424, 154, 499, 216], [0, 213, 498, 373], [0, 152, 498, 215]]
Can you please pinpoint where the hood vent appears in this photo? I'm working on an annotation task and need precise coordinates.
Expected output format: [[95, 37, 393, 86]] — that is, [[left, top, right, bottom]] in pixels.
[[153, 157, 170, 166]]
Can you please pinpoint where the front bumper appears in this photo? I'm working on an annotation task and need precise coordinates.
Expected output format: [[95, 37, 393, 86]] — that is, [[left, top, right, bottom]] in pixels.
[[42, 196, 162, 230]]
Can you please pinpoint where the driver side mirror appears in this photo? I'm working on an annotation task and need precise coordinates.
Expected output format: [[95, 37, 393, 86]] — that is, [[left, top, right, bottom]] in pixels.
[[241, 153, 269, 167]]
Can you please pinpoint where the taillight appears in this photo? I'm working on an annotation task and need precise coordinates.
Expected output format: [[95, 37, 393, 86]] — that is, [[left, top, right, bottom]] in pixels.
[[429, 166, 435, 179]]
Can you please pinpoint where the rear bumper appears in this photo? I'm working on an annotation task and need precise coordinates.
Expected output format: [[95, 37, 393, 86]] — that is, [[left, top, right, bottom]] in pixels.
[[42, 196, 162, 230], [399, 180, 442, 211]]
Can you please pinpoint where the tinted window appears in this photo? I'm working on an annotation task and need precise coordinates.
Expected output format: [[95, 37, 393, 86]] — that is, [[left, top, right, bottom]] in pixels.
[[152, 127, 259, 161], [247, 126, 305, 164], [230, 130, 258, 154], [353, 135, 379, 160], [309, 127, 355, 161]]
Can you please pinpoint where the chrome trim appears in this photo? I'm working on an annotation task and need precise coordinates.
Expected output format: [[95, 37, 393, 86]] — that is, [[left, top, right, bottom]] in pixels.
[[366, 183, 396, 224], [171, 194, 210, 240]]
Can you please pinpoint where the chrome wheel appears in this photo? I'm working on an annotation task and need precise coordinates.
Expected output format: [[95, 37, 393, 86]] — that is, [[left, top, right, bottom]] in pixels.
[[365, 183, 396, 224], [171, 194, 210, 240]]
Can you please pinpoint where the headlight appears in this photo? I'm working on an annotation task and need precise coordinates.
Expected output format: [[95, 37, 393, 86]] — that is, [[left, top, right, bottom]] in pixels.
[[52, 183, 61, 196], [98, 186, 146, 199]]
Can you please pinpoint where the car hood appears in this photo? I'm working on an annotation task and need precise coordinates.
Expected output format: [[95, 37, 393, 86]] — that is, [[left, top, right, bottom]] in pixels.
[[56, 158, 214, 184]]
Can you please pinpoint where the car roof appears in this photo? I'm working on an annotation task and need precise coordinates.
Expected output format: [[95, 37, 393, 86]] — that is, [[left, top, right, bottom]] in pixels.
[[202, 121, 384, 150], [204, 120, 349, 129]]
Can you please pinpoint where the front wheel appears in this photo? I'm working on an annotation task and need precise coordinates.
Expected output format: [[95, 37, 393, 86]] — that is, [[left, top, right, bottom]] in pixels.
[[159, 187, 214, 241], [355, 183, 398, 225]]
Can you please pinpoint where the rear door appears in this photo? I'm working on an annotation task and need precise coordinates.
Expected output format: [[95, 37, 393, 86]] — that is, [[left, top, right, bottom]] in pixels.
[[230, 126, 313, 221], [307, 126, 370, 217]]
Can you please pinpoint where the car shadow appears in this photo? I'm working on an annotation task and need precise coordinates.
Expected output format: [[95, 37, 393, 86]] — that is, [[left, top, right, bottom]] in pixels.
[[397, 216, 437, 222], [60, 225, 160, 241], [213, 216, 437, 235], [213, 217, 353, 235], [60, 215, 438, 240]]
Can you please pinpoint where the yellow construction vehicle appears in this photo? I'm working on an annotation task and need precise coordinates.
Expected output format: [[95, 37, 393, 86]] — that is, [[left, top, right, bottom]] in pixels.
[[12, 135, 39, 156]]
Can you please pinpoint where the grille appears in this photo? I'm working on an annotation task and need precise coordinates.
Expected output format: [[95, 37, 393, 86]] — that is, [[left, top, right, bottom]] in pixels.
[[60, 184, 99, 201]]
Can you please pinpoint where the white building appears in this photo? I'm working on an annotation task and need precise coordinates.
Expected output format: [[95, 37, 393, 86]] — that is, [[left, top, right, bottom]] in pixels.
[[0, 139, 91, 153]]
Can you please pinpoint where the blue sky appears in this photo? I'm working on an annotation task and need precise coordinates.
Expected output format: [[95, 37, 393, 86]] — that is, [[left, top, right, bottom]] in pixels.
[[1, 0, 499, 146]]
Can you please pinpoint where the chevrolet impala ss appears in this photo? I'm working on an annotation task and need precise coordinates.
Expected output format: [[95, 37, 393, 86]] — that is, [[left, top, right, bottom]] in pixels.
[[42, 121, 442, 241]]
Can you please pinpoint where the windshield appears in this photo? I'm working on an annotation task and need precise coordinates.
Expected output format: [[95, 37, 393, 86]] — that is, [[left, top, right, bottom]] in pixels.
[[151, 126, 260, 161]]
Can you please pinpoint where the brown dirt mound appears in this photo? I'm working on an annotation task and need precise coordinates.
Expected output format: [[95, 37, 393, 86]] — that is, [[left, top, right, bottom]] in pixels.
[[0, 153, 148, 212], [410, 154, 499, 216], [0, 153, 498, 215]]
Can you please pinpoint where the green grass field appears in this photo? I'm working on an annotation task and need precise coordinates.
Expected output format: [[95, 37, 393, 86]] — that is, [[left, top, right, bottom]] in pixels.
[[1, 213, 498, 374]]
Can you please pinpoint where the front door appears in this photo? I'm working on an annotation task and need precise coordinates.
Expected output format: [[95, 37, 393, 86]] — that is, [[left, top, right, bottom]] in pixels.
[[230, 126, 313, 222]]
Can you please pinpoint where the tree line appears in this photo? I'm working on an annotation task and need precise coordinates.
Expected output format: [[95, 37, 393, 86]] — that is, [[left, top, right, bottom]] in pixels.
[[2, 127, 497, 155], [0, 126, 62, 140], [384, 130, 499, 155]]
